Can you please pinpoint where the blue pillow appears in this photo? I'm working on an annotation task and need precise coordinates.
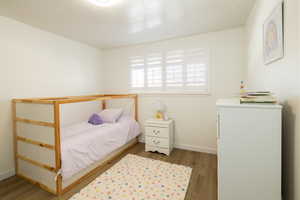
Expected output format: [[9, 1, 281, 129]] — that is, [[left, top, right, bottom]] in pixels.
[[88, 113, 103, 125]]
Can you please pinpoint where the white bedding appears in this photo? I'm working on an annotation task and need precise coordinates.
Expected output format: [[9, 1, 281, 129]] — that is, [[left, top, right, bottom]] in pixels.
[[61, 116, 140, 180]]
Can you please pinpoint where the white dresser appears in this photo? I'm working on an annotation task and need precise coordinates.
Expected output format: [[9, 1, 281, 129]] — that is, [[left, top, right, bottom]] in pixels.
[[145, 119, 174, 156], [216, 99, 282, 200]]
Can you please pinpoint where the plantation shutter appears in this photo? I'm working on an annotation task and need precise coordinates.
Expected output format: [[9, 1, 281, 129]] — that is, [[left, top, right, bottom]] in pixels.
[[185, 49, 209, 91], [130, 56, 145, 88], [130, 48, 209, 93], [165, 50, 184, 88], [146, 54, 163, 88]]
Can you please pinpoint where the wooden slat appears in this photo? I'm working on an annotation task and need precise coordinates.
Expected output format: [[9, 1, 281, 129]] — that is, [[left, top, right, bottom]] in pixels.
[[17, 136, 55, 150], [17, 173, 56, 195], [39, 94, 105, 100], [61, 138, 138, 194], [56, 96, 113, 104], [54, 102, 62, 195], [13, 99, 54, 104], [16, 117, 55, 127], [104, 94, 137, 97], [17, 154, 56, 172], [13, 94, 137, 105], [12, 101, 18, 174], [110, 95, 137, 99]]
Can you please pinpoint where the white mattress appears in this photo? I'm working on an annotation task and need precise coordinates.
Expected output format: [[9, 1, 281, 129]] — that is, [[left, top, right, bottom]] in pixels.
[[61, 116, 140, 179]]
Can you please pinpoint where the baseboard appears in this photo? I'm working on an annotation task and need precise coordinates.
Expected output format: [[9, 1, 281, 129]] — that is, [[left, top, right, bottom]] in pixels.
[[139, 137, 217, 155], [174, 143, 217, 155], [0, 169, 15, 181], [138, 136, 145, 143]]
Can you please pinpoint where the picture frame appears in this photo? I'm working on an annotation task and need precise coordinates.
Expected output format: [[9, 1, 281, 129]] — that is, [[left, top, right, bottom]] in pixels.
[[263, 2, 284, 65]]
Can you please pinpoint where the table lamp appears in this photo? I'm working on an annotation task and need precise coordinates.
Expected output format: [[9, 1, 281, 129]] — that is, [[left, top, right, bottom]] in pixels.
[[153, 100, 167, 120]]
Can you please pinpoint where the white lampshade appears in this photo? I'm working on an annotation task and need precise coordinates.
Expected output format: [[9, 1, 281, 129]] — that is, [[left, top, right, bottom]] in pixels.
[[152, 100, 166, 112]]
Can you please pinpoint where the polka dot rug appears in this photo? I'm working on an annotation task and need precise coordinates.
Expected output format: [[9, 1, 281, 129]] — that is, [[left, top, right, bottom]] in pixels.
[[70, 154, 192, 200]]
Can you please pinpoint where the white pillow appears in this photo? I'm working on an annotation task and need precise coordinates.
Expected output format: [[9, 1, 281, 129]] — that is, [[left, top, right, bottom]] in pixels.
[[99, 108, 123, 123], [122, 102, 134, 117]]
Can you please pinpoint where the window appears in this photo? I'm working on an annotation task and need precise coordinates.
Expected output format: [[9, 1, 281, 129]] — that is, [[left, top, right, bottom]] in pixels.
[[129, 48, 209, 94]]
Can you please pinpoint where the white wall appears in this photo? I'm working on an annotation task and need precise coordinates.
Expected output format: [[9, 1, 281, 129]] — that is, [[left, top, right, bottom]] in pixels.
[[0, 17, 103, 180], [103, 27, 246, 154], [246, 0, 300, 199]]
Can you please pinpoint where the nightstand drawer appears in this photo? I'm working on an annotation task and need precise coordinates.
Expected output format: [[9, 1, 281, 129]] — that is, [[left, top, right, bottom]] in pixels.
[[145, 126, 168, 138], [145, 136, 169, 148]]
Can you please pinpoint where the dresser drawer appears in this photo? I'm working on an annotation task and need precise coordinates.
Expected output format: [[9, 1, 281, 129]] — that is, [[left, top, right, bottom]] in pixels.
[[145, 126, 168, 138], [145, 136, 169, 148]]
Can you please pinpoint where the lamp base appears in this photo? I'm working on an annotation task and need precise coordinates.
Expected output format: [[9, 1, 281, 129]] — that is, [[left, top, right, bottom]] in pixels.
[[155, 111, 164, 120]]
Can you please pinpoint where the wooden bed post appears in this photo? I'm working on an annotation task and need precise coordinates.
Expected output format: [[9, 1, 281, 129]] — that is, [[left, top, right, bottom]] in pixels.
[[134, 95, 138, 121], [54, 102, 62, 195], [102, 100, 106, 110], [12, 100, 18, 175]]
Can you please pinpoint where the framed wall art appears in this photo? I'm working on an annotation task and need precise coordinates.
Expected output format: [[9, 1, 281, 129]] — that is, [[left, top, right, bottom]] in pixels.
[[263, 2, 284, 65]]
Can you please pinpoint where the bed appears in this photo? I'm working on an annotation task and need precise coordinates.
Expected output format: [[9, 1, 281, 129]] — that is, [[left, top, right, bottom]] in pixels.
[[61, 115, 140, 180], [12, 94, 139, 195]]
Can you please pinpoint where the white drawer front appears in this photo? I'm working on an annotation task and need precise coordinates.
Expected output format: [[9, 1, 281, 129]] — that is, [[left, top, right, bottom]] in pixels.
[[146, 136, 169, 148], [146, 126, 168, 138]]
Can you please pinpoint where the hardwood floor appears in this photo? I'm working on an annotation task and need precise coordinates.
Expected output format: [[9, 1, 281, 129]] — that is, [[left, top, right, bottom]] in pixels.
[[0, 143, 217, 200]]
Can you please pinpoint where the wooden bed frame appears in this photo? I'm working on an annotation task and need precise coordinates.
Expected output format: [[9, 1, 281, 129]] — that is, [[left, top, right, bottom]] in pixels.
[[12, 94, 138, 195]]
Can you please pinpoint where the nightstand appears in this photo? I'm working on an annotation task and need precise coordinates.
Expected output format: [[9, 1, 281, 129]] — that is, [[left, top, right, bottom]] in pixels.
[[145, 119, 174, 156]]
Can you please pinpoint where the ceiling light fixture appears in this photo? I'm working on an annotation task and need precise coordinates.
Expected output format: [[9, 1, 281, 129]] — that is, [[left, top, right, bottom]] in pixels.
[[87, 0, 121, 7]]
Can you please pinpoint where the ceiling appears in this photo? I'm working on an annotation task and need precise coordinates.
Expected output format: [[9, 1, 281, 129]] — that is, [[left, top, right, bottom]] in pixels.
[[0, 0, 256, 49]]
